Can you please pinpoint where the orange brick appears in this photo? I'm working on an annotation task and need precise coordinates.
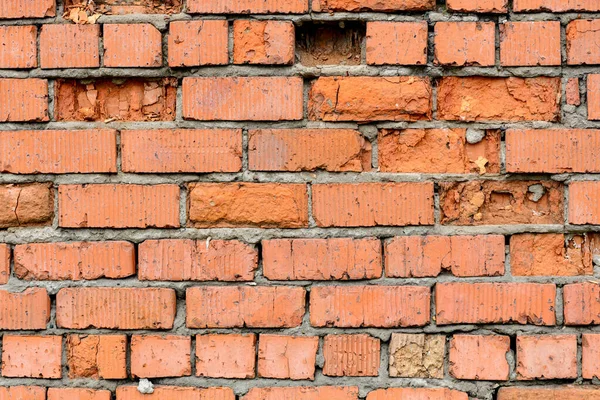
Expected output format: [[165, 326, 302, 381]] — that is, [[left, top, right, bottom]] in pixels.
[[312, 0, 434, 11], [0, 244, 7, 284], [48, 389, 111, 400], [104, 24, 162, 67], [385, 235, 505, 278], [187, 183, 308, 228], [567, 78, 581, 105], [196, 334, 256, 378], [515, 0, 600, 11], [583, 334, 600, 379], [569, 181, 600, 224], [0, 288, 50, 330], [378, 128, 500, 173], [67, 335, 127, 379], [0, 387, 46, 400], [368, 389, 467, 400], [0, 79, 48, 122], [131, 335, 191, 378], [58, 184, 180, 228], [498, 387, 600, 400], [569, 20, 600, 65], [310, 285, 430, 327], [517, 335, 577, 380], [183, 77, 303, 121], [234, 20, 294, 65], [0, 26, 36, 68], [116, 386, 235, 400], [56, 287, 176, 329], [169, 21, 228, 67], [436, 283, 556, 325], [312, 183, 434, 227], [0, 0, 55, 18], [564, 282, 600, 325], [0, 183, 53, 228], [500, 22, 561, 66], [323, 335, 380, 377], [366, 22, 427, 65], [139, 239, 257, 281], [438, 77, 560, 122], [2, 335, 61, 378], [188, 0, 308, 13], [121, 129, 242, 173], [589, 75, 600, 120], [187, 286, 305, 328], [309, 76, 432, 122], [449, 335, 510, 380], [440, 180, 564, 225], [447, 0, 506, 12], [510, 234, 593, 276], [258, 335, 319, 380], [64, 0, 182, 14], [434, 22, 495, 66], [242, 387, 359, 400], [262, 238, 382, 280], [40, 24, 99, 69], [0, 129, 116, 174], [14, 241, 135, 281]]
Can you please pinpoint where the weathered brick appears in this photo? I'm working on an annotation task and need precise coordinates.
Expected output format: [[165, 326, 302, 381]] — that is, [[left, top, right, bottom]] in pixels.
[[64, 0, 182, 14], [388, 333, 444, 378], [40, 24, 99, 69], [309, 76, 432, 121], [569, 181, 600, 224], [310, 286, 430, 327], [234, 20, 294, 65], [169, 20, 228, 67], [121, 129, 242, 173], [436, 283, 556, 325], [58, 184, 180, 228], [187, 183, 308, 228], [517, 335, 578, 380], [116, 386, 235, 400], [385, 235, 505, 278], [437, 77, 561, 122], [249, 129, 371, 172], [583, 334, 600, 379], [104, 24, 162, 67], [258, 335, 319, 380], [188, 0, 308, 13], [366, 22, 428, 65], [589, 75, 600, 120], [514, 0, 600, 11], [447, 0, 507, 12], [439, 181, 564, 225], [0, 244, 8, 284], [0, 26, 36, 68], [187, 286, 305, 328], [196, 334, 256, 378], [449, 335, 510, 380], [564, 282, 600, 325], [367, 388, 468, 400], [1, 335, 61, 378], [323, 335, 380, 377], [500, 22, 561, 66], [498, 387, 600, 400], [0, 79, 48, 122], [312, 0, 434, 11], [67, 335, 127, 379], [183, 77, 303, 121], [139, 239, 257, 281], [567, 78, 581, 105], [0, 288, 50, 330], [0, 387, 46, 400], [0, 184, 53, 228], [56, 287, 176, 329], [434, 22, 495, 66], [242, 387, 359, 400], [131, 335, 191, 378], [48, 389, 111, 400], [0, 0, 55, 18]]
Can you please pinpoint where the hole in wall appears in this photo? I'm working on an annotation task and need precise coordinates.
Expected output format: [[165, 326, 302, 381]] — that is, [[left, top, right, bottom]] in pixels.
[[296, 21, 365, 66]]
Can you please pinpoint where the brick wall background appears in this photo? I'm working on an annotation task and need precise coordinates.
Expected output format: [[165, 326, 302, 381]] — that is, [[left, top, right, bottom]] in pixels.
[[0, 0, 600, 399]]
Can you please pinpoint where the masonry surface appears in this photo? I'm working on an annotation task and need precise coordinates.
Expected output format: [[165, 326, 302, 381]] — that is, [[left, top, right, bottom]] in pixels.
[[1, 0, 600, 399]]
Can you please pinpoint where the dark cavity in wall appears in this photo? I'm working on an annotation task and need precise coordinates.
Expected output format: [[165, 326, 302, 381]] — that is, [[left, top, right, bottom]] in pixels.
[[296, 21, 365, 66], [64, 0, 182, 14]]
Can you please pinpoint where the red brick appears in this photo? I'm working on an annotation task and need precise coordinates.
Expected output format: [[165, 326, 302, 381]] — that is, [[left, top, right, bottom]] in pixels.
[[0, 387, 46, 400], [567, 78, 581, 105], [67, 334, 127, 379], [183, 77, 303, 121], [309, 76, 432, 122], [48, 389, 111, 400], [187, 286, 305, 328], [121, 129, 242, 173], [196, 334, 256, 378], [242, 387, 359, 400], [500, 22, 561, 66], [139, 239, 257, 281], [0, 0, 55, 18], [498, 387, 600, 400], [515, 0, 600, 11], [14, 241, 135, 281], [436, 283, 556, 325], [385, 235, 505, 278], [589, 75, 600, 120], [187, 183, 308, 228], [0, 244, 8, 284], [569, 20, 600, 65], [116, 386, 235, 400], [188, 0, 308, 13], [310, 285, 430, 327], [312, 183, 434, 227], [0, 184, 53, 228], [234, 20, 294, 65], [366, 22, 427, 65], [312, 0, 434, 11], [0, 79, 48, 122], [262, 238, 382, 280], [58, 184, 180, 228], [583, 334, 600, 379], [434, 22, 495, 66], [131, 335, 191, 378], [104, 24, 162, 67], [0, 288, 50, 330], [0, 26, 36, 68], [378, 128, 500, 173], [258, 335, 318, 380], [0, 129, 116, 174], [438, 77, 561, 122], [56, 287, 176, 329], [447, 0, 506, 12], [54, 78, 176, 122], [2, 335, 61, 378], [40, 24, 99, 69], [564, 282, 600, 325], [323, 335, 380, 377], [517, 335, 577, 380], [169, 21, 228, 67], [367, 388, 468, 400], [449, 335, 510, 380], [569, 181, 600, 224]]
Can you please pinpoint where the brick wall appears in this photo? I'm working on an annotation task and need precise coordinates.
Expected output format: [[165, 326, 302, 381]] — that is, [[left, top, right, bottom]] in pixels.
[[0, 0, 600, 399]]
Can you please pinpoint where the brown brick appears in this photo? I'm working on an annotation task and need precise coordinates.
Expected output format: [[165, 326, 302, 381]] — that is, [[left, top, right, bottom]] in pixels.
[[40, 24, 99, 69], [168, 20, 228, 67], [515, 0, 600, 11], [0, 26, 36, 68], [388, 333, 444, 378], [312, 0, 434, 11], [366, 22, 427, 65], [517, 335, 578, 380], [583, 334, 600, 379], [188, 0, 308, 13], [48, 389, 110, 400], [0, 0, 55, 18], [568, 20, 600, 65], [323, 335, 380, 377], [234, 20, 294, 65], [196, 334, 256, 378], [67, 334, 127, 379], [116, 387, 235, 400], [64, 0, 182, 14], [500, 22, 561, 66], [447, 0, 507, 12], [0, 387, 46, 400], [498, 387, 600, 400], [367, 388, 468, 400], [0, 288, 50, 330], [0, 79, 48, 122], [2, 335, 61, 378], [564, 282, 600, 325], [569, 181, 600, 224], [449, 335, 510, 380], [104, 24, 162, 67], [0, 183, 53, 228], [131, 335, 191, 378], [258, 335, 318, 380], [242, 387, 359, 400], [434, 22, 495, 66]]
